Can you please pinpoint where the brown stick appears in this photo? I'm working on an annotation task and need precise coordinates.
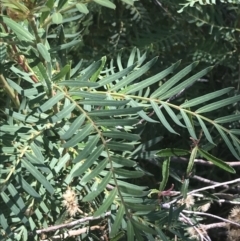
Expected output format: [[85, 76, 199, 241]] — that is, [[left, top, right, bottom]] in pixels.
[[36, 211, 111, 234]]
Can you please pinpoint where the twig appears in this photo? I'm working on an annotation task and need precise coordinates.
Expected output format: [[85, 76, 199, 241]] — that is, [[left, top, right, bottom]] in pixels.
[[183, 210, 240, 228], [145, 156, 240, 170], [179, 212, 211, 241], [215, 199, 240, 205], [191, 175, 230, 189], [190, 158, 240, 167], [40, 225, 105, 241], [163, 156, 240, 166], [36, 211, 111, 234], [188, 178, 240, 195], [202, 222, 227, 230]]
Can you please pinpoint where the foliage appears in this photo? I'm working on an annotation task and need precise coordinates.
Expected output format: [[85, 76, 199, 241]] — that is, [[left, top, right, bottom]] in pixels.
[[0, 0, 240, 241]]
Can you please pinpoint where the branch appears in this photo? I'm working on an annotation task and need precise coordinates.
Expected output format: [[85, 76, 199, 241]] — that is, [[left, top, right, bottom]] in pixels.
[[183, 210, 240, 228], [188, 178, 240, 195], [36, 211, 111, 234], [40, 225, 105, 241]]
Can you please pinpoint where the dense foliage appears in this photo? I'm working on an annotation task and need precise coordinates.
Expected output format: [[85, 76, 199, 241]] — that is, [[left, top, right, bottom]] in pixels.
[[0, 0, 240, 241]]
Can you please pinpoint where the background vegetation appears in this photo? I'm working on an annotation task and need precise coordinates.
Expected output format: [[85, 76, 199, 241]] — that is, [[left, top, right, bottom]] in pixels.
[[0, 0, 240, 240]]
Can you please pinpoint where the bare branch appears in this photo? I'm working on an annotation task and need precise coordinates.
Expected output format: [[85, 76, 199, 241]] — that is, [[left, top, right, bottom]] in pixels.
[[40, 225, 105, 241], [36, 211, 111, 234]]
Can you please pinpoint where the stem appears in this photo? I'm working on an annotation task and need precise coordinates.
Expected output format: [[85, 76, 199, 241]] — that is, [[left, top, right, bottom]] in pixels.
[[0, 74, 20, 108], [28, 16, 42, 44]]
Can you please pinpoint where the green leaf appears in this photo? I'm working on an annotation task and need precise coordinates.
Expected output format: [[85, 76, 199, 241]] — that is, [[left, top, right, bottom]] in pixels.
[[102, 131, 140, 141], [15, 174, 41, 199], [36, 62, 52, 92], [22, 158, 54, 194], [50, 103, 76, 123], [88, 107, 142, 116], [70, 59, 83, 77], [127, 60, 181, 94], [49, 39, 81, 52], [186, 146, 198, 176], [156, 228, 169, 241], [159, 158, 170, 191], [127, 47, 137, 67], [151, 61, 197, 98], [98, 64, 137, 87], [73, 135, 100, 163], [5, 109, 38, 123], [52, 65, 71, 82], [113, 180, 147, 191], [91, 56, 106, 82], [131, 218, 157, 234], [82, 171, 112, 201], [126, 203, 155, 212], [114, 168, 144, 178], [70, 91, 106, 100], [94, 0, 116, 9], [129, 99, 158, 123], [79, 99, 129, 106], [95, 118, 138, 126], [8, 183, 25, 210], [121, 0, 134, 5], [76, 3, 89, 14], [127, 220, 134, 241], [73, 145, 104, 177], [118, 185, 145, 196], [58, 81, 99, 87], [196, 115, 215, 144], [77, 59, 103, 82], [6, 78, 22, 94], [1, 191, 29, 225], [196, 95, 240, 113], [230, 129, 240, 135], [81, 158, 108, 183], [53, 153, 71, 173], [52, 12, 63, 24], [198, 149, 236, 173], [111, 156, 137, 167], [159, 67, 213, 100], [111, 57, 158, 91], [181, 178, 189, 198], [37, 43, 51, 63], [214, 113, 240, 124], [2, 16, 34, 41], [94, 188, 117, 216], [110, 204, 125, 238], [111, 231, 125, 241], [151, 100, 178, 134], [25, 152, 50, 173], [180, 109, 197, 139], [161, 102, 185, 127], [0, 214, 12, 237], [57, 0, 68, 9], [156, 148, 189, 157], [107, 141, 134, 151], [214, 125, 240, 160], [180, 87, 234, 108], [38, 92, 65, 113], [61, 115, 85, 140], [230, 134, 240, 155], [63, 124, 93, 147]]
